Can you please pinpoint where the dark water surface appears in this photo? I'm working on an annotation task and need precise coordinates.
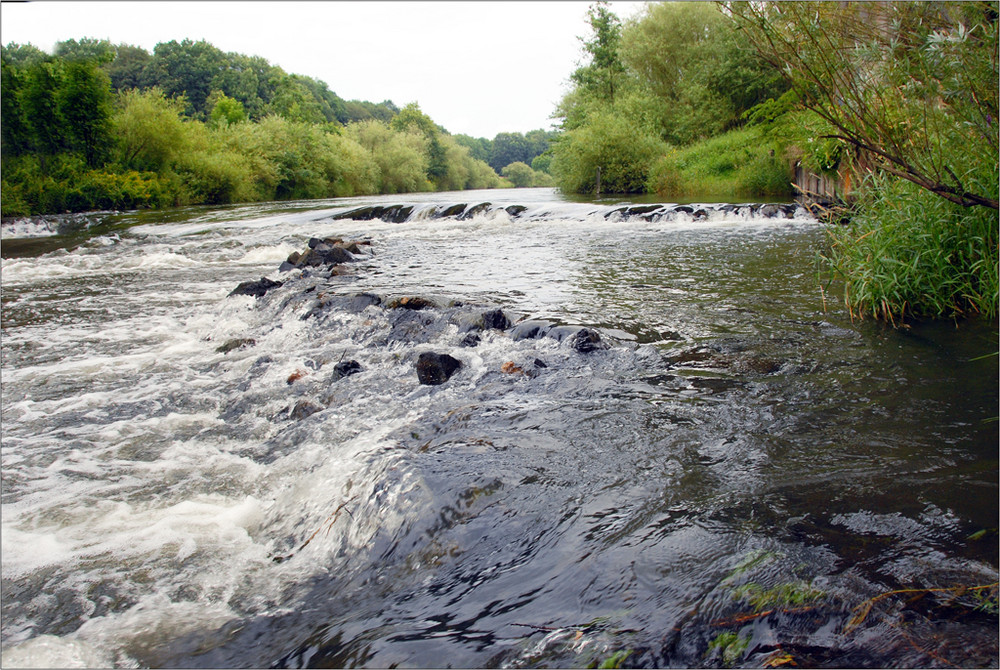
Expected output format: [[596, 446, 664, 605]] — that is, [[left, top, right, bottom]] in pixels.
[[2, 188, 996, 668]]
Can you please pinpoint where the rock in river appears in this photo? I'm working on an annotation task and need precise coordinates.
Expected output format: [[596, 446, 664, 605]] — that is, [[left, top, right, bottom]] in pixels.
[[332, 360, 362, 379], [229, 277, 282, 298], [416, 352, 462, 385]]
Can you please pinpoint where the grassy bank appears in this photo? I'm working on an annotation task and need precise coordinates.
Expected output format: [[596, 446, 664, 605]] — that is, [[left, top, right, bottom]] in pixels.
[[646, 126, 794, 201]]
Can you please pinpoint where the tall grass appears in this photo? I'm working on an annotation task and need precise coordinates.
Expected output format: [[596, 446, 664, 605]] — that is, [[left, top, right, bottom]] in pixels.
[[647, 126, 793, 200], [823, 175, 999, 324]]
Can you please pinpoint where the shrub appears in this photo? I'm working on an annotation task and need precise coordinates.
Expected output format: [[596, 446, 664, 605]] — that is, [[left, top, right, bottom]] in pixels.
[[552, 112, 667, 194], [501, 161, 535, 188]]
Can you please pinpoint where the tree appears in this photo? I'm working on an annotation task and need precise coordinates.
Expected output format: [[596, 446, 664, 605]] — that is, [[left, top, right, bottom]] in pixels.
[[23, 60, 67, 158], [454, 134, 492, 163], [501, 161, 535, 187], [571, 2, 627, 105], [55, 38, 115, 64], [489, 132, 533, 172], [145, 39, 226, 119], [269, 77, 326, 124], [115, 87, 188, 171], [726, 1, 998, 210], [105, 43, 152, 92], [59, 60, 114, 166], [391, 102, 448, 184], [208, 90, 247, 127], [1, 58, 32, 157], [551, 111, 667, 194]]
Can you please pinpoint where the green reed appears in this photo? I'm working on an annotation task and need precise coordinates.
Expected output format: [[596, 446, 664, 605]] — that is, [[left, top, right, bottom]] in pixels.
[[823, 175, 999, 325]]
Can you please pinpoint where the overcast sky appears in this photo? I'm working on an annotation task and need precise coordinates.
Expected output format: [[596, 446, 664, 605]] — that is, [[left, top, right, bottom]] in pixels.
[[1, 1, 648, 139]]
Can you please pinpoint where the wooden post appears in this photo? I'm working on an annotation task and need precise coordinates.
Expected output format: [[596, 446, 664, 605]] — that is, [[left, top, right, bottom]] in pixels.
[[595, 167, 601, 197]]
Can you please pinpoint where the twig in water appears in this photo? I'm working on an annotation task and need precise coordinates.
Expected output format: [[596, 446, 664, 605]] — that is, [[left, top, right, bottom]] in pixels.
[[272, 499, 355, 563]]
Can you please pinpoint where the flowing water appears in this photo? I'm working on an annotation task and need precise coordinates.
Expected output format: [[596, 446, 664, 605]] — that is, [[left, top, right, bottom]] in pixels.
[[1, 188, 997, 668]]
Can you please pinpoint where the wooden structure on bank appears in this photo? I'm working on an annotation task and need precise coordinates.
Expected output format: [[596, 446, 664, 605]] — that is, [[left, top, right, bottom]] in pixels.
[[793, 162, 852, 204]]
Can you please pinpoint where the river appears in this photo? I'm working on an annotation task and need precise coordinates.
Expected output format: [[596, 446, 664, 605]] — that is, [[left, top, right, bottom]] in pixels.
[[1, 188, 996, 668]]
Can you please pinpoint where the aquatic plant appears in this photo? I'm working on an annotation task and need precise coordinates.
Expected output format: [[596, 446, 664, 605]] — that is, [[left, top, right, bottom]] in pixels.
[[707, 631, 749, 666], [731, 581, 825, 612]]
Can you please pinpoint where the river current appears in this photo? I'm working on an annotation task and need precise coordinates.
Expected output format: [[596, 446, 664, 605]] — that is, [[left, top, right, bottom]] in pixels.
[[1, 188, 997, 668]]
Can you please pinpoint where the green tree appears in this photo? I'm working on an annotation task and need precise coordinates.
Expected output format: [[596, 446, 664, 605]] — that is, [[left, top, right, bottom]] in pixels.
[[1, 42, 47, 67], [23, 60, 67, 158], [1, 57, 33, 157], [454, 133, 492, 163], [391, 102, 448, 185], [59, 59, 114, 167], [114, 87, 188, 171], [208, 90, 247, 127], [571, 2, 627, 105], [551, 111, 667, 194], [54, 37, 115, 64], [489, 132, 533, 172], [349, 119, 432, 193], [501, 161, 535, 187], [144, 39, 227, 119], [105, 43, 152, 91]]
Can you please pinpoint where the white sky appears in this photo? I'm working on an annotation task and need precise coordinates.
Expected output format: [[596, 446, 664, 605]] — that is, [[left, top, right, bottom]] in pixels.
[[0, 0, 648, 139]]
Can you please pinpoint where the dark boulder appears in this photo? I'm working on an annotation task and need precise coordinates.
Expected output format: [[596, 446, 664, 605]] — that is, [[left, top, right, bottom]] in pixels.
[[302, 292, 382, 321], [332, 360, 362, 379], [333, 205, 414, 223], [482, 308, 511, 331], [289, 400, 323, 421], [308, 237, 342, 248], [459, 203, 491, 220], [229, 277, 283, 298], [568, 327, 604, 352], [416, 352, 462, 385], [505, 205, 528, 217], [436, 204, 467, 218], [298, 244, 354, 267], [460, 332, 481, 347], [548, 325, 606, 352]]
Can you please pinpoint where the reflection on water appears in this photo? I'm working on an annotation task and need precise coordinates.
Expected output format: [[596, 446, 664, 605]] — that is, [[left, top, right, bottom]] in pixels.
[[1, 192, 996, 668]]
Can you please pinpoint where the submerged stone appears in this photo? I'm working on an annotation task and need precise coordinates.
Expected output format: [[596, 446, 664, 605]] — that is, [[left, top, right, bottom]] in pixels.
[[289, 400, 322, 421], [390, 296, 436, 310], [510, 319, 554, 341], [460, 332, 481, 347], [215, 338, 256, 354]]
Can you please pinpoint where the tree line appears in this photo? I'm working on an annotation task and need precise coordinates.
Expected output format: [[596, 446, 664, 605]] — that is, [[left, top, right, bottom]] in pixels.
[[1, 38, 554, 216]]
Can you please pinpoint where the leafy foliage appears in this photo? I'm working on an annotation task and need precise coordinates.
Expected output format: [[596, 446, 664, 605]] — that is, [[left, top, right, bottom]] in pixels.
[[552, 111, 667, 194], [726, 1, 999, 210]]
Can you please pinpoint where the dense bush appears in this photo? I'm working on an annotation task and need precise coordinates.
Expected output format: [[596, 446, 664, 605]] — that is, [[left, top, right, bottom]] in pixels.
[[347, 120, 432, 194], [552, 112, 667, 194]]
